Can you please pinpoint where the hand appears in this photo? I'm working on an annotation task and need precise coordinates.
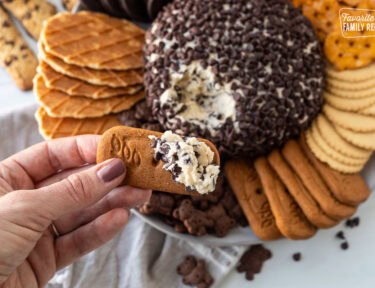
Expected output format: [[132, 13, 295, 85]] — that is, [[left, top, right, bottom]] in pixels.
[[0, 135, 151, 287]]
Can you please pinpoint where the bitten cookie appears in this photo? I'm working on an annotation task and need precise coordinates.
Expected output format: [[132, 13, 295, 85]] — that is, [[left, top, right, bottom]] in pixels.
[[254, 157, 317, 240], [0, 6, 38, 90], [97, 126, 220, 195], [1, 0, 56, 39], [224, 159, 282, 241]]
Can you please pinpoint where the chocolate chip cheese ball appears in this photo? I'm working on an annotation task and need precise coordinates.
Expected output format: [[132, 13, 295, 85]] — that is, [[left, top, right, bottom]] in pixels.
[[144, 0, 325, 157]]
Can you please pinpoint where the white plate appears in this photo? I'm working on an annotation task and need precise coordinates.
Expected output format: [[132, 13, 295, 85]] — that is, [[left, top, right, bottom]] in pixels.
[[134, 155, 375, 247]]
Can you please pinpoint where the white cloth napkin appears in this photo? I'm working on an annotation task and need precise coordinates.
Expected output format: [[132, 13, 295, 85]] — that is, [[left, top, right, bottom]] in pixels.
[[0, 104, 247, 288]]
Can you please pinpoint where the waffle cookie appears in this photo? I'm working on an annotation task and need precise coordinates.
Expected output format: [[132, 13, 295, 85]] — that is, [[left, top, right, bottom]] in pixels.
[[34, 75, 144, 118], [97, 127, 220, 195], [38, 61, 142, 98], [0, 6, 38, 90], [41, 11, 145, 70], [36, 107, 121, 139]]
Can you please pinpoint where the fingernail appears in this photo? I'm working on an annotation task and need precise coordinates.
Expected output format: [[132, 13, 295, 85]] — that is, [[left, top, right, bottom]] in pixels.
[[97, 159, 125, 183]]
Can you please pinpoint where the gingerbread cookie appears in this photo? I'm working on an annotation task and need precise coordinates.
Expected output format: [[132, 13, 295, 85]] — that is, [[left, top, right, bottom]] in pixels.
[[282, 140, 357, 220], [254, 157, 317, 240], [299, 135, 370, 206], [268, 150, 338, 229], [0, 6, 38, 90], [224, 159, 282, 241], [97, 127, 220, 195], [1, 0, 56, 40]]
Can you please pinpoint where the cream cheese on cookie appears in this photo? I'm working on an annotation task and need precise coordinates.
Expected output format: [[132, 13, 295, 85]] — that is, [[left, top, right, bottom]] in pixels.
[[149, 131, 220, 194]]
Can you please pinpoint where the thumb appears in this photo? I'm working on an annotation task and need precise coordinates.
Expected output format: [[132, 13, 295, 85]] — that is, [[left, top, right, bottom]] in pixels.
[[33, 158, 126, 221]]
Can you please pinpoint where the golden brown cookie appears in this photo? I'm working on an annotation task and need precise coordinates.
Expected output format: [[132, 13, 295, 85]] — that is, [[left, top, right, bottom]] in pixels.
[[34, 74, 144, 118], [282, 139, 357, 220], [39, 42, 144, 88], [41, 11, 145, 70], [299, 135, 370, 206], [327, 76, 375, 91], [2, 0, 56, 40], [323, 104, 375, 132], [39, 61, 142, 98], [326, 63, 375, 82], [224, 159, 282, 241], [254, 157, 317, 240], [316, 115, 371, 159], [0, 6, 38, 90], [268, 150, 338, 229], [335, 125, 375, 150], [97, 126, 220, 195], [327, 87, 375, 100], [35, 107, 121, 140]]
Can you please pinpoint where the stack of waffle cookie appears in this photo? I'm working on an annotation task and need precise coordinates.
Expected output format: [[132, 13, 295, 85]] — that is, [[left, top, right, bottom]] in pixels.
[[304, 64, 375, 174], [225, 135, 370, 241], [34, 11, 145, 139]]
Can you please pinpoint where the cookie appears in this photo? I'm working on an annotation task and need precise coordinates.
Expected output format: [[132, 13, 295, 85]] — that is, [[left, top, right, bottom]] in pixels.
[[35, 107, 120, 140], [0, 7, 38, 91], [282, 139, 357, 220], [254, 157, 317, 240], [177, 256, 214, 288], [324, 30, 375, 71], [34, 75, 144, 118], [38, 61, 142, 99], [316, 115, 371, 159], [327, 87, 375, 100], [326, 63, 375, 82], [327, 76, 375, 91], [63, 0, 79, 11], [39, 42, 144, 88], [1, 0, 56, 40], [146, 0, 172, 20], [323, 104, 375, 132], [41, 12, 145, 70], [299, 135, 370, 206], [360, 104, 375, 116], [144, 0, 325, 157], [224, 159, 282, 241], [335, 125, 375, 150], [310, 121, 367, 166], [97, 127, 220, 195], [237, 245, 272, 281], [268, 150, 338, 229], [306, 130, 365, 174]]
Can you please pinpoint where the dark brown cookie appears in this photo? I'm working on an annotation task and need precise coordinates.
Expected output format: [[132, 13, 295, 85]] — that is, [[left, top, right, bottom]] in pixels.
[[177, 256, 214, 288], [237, 244, 272, 281], [120, 0, 149, 21], [146, 0, 171, 19]]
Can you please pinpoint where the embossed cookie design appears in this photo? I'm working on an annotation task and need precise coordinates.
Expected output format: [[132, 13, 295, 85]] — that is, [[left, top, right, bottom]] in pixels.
[[97, 126, 220, 195]]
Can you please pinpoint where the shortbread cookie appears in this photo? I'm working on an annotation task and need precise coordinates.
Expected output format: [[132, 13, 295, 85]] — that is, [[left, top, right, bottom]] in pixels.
[[2, 0, 56, 40], [306, 130, 364, 173], [310, 122, 367, 166], [0, 7, 38, 90], [316, 115, 371, 159], [326, 63, 375, 82], [268, 150, 338, 229], [35, 107, 121, 140], [34, 75, 144, 118], [39, 42, 144, 88], [327, 87, 375, 100], [299, 135, 370, 206], [323, 105, 375, 132], [254, 157, 317, 240], [335, 125, 375, 150], [97, 127, 220, 195], [42, 12, 145, 70], [327, 76, 375, 91], [145, 0, 325, 157], [39, 61, 142, 98], [224, 160, 282, 241], [282, 140, 357, 220]]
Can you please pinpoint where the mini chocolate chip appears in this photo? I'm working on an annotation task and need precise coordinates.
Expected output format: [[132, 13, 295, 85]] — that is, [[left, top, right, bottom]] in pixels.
[[336, 231, 345, 240], [292, 253, 301, 262], [2, 21, 11, 28], [345, 217, 360, 228], [341, 242, 349, 250]]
